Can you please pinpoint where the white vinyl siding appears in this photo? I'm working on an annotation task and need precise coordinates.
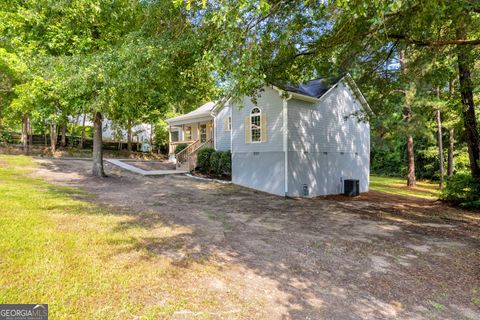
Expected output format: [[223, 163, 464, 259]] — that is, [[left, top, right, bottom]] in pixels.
[[288, 82, 369, 154], [232, 152, 285, 196], [227, 80, 370, 197], [232, 87, 283, 153], [286, 81, 370, 196], [214, 105, 231, 151]]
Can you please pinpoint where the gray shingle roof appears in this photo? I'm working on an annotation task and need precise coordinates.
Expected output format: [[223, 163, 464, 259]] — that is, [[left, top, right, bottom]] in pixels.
[[280, 77, 340, 99]]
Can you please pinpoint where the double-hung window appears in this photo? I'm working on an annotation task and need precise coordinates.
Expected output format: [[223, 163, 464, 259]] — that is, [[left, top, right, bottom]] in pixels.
[[250, 108, 261, 143]]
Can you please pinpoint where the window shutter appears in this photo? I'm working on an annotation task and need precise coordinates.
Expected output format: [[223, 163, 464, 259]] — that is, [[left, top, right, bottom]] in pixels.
[[245, 116, 251, 144], [224, 118, 228, 131], [261, 113, 267, 142]]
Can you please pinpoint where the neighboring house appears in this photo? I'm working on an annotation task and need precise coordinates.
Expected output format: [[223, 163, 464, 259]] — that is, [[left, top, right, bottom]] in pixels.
[[72, 115, 152, 143], [166, 74, 371, 197], [102, 120, 152, 144]]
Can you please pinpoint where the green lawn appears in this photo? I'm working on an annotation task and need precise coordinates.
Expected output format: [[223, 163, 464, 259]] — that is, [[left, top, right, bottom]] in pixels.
[[370, 175, 440, 199], [0, 155, 250, 319]]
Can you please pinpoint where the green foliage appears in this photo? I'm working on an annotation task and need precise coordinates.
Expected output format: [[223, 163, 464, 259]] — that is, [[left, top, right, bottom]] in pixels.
[[186, 0, 479, 188], [441, 174, 480, 209], [0, 0, 217, 150], [196, 150, 231, 176], [153, 112, 180, 151], [219, 150, 232, 175], [197, 147, 215, 172], [0, 131, 13, 144], [153, 123, 169, 150], [209, 151, 221, 175], [453, 148, 472, 174], [174, 143, 188, 155]]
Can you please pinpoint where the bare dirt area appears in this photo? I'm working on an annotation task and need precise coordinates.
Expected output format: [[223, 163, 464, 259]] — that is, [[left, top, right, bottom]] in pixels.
[[32, 158, 480, 319], [123, 160, 176, 171]]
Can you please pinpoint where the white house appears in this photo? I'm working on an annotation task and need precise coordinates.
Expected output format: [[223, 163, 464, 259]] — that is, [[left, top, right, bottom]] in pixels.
[[166, 74, 371, 197], [72, 115, 152, 143]]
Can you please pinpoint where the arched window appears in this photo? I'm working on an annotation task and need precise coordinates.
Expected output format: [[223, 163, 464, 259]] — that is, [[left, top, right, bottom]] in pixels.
[[250, 107, 262, 142]]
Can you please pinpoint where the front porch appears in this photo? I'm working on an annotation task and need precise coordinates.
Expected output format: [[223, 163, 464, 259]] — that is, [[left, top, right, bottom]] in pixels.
[[168, 119, 214, 156], [165, 102, 218, 171]]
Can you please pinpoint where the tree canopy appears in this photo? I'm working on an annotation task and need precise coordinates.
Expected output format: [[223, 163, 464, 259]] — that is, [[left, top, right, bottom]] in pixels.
[[0, 0, 479, 194]]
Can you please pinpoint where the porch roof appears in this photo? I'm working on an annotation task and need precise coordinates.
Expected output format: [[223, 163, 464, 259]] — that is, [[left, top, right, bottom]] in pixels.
[[166, 101, 216, 126]]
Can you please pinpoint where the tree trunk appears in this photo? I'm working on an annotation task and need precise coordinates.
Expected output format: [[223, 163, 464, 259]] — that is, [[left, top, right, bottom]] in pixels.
[[79, 114, 86, 149], [400, 49, 416, 187], [21, 113, 28, 149], [406, 135, 416, 186], [447, 128, 454, 177], [436, 109, 444, 189], [456, 19, 480, 178], [92, 111, 105, 177], [50, 120, 57, 154], [27, 114, 32, 152], [70, 115, 79, 148], [127, 120, 132, 152], [61, 121, 67, 147]]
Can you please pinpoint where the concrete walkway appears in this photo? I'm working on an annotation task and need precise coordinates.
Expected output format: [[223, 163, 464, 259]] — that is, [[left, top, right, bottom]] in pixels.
[[106, 159, 187, 176]]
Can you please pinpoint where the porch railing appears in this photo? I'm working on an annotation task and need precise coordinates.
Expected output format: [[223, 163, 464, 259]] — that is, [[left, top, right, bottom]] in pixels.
[[176, 140, 200, 169], [169, 140, 194, 154], [176, 138, 214, 171]]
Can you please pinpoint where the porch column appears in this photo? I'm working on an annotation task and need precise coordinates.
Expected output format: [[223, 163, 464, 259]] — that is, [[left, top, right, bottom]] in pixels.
[[168, 125, 173, 154]]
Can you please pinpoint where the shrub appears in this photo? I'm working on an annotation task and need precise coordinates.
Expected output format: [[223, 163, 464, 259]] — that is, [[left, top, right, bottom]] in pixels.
[[219, 150, 232, 176], [174, 143, 188, 155], [209, 151, 222, 175], [0, 131, 13, 144], [441, 174, 480, 209], [197, 147, 215, 172]]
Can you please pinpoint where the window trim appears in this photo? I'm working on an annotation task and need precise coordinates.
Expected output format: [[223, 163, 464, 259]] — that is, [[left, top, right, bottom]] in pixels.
[[250, 107, 262, 143]]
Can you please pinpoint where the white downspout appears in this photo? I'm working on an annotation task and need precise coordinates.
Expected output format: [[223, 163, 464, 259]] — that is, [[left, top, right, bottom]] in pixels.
[[283, 94, 292, 196]]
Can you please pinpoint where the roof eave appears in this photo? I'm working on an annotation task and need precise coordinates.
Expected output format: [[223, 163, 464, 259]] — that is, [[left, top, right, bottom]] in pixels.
[[342, 73, 374, 115], [165, 112, 213, 124], [210, 98, 230, 115], [271, 85, 320, 103], [288, 91, 320, 103]]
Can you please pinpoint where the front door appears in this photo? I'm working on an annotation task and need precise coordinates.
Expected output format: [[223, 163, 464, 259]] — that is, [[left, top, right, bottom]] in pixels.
[[199, 123, 207, 143]]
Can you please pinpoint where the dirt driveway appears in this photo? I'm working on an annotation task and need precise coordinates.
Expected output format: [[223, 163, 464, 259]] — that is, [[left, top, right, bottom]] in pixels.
[[33, 159, 479, 319]]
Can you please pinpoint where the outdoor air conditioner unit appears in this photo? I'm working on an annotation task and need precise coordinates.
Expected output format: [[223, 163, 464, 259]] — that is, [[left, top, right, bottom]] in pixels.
[[344, 179, 360, 197]]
